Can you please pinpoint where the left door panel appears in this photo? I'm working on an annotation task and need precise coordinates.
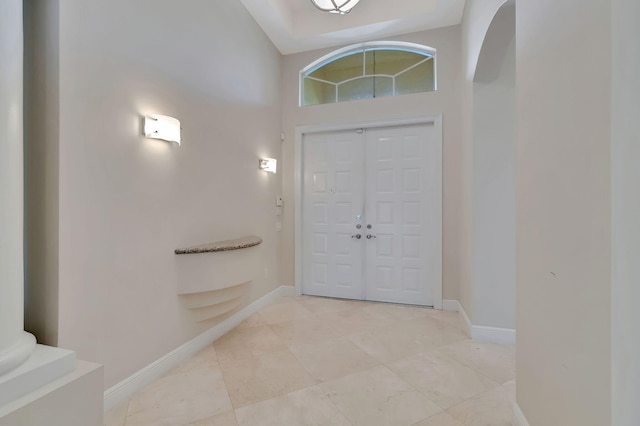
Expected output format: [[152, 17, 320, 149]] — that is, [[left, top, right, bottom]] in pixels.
[[302, 130, 365, 300]]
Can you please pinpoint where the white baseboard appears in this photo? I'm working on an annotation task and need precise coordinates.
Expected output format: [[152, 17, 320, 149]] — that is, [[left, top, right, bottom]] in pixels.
[[441, 299, 515, 345], [513, 403, 530, 426], [442, 299, 472, 337], [473, 324, 516, 345], [442, 299, 460, 312], [103, 285, 292, 412]]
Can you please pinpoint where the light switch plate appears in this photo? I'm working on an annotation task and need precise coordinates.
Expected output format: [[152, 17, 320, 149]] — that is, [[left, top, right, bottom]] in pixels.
[[276, 196, 283, 207]]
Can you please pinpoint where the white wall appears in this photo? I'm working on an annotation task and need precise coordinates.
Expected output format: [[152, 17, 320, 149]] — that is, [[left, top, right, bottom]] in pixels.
[[471, 2, 516, 329], [516, 0, 611, 424], [26, 0, 283, 389], [611, 0, 640, 423], [280, 26, 463, 302]]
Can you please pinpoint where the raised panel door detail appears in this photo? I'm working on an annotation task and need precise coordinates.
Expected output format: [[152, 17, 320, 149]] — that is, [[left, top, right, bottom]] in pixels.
[[312, 141, 329, 162], [302, 130, 364, 300], [376, 234, 394, 257], [377, 138, 394, 161], [335, 202, 352, 224], [403, 202, 421, 225], [403, 169, 422, 193], [312, 264, 328, 285], [376, 266, 394, 290], [364, 123, 440, 306], [402, 235, 420, 258], [376, 170, 394, 193], [313, 233, 328, 255], [312, 203, 328, 225], [312, 173, 328, 192], [376, 202, 394, 224], [403, 136, 420, 159], [336, 264, 353, 287], [303, 123, 441, 307], [335, 233, 352, 255], [402, 268, 421, 292], [335, 172, 352, 194]]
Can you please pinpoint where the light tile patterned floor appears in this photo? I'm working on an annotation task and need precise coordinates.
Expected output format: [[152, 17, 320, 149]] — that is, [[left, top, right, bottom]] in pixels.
[[105, 295, 515, 426]]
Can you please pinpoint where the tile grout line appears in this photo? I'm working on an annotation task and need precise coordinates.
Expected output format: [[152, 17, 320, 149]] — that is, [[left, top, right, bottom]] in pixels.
[[430, 343, 515, 386], [207, 344, 240, 424]]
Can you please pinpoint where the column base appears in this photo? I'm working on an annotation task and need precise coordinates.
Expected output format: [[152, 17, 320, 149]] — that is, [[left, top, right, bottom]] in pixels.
[[0, 344, 76, 408], [0, 358, 101, 426], [0, 332, 37, 376]]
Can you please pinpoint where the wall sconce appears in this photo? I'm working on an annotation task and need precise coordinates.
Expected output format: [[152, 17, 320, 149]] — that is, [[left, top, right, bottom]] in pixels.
[[144, 114, 181, 145], [259, 158, 277, 174]]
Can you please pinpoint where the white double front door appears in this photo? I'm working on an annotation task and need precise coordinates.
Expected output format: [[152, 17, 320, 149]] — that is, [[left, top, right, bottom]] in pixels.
[[301, 122, 441, 306]]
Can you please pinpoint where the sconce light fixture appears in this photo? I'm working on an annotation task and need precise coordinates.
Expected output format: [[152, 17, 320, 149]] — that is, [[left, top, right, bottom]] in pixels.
[[144, 114, 181, 145], [259, 158, 277, 174]]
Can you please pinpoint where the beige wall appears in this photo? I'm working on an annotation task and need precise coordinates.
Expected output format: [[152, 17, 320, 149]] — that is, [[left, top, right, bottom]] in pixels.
[[458, 0, 510, 322], [26, 0, 283, 389], [0, 0, 26, 360], [471, 2, 516, 330], [280, 26, 463, 302], [611, 0, 640, 423], [24, 0, 61, 347], [516, 0, 612, 424]]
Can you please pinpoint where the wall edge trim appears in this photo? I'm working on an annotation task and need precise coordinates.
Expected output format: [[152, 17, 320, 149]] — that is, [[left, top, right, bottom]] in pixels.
[[442, 299, 516, 344], [103, 285, 291, 412]]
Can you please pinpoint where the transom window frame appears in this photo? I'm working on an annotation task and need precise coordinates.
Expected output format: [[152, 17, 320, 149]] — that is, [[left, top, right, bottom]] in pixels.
[[299, 41, 437, 107]]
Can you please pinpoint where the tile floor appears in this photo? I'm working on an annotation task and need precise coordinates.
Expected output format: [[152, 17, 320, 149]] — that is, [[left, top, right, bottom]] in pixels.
[[105, 295, 516, 426]]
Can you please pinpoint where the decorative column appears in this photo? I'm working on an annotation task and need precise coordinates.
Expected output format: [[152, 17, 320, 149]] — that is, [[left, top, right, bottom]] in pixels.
[[0, 0, 36, 376]]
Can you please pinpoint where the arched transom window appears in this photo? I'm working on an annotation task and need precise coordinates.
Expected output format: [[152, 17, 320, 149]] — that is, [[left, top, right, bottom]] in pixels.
[[300, 42, 436, 106]]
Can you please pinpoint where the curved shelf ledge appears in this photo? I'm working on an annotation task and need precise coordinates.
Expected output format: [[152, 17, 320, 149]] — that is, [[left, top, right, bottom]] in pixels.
[[180, 282, 249, 323], [175, 235, 262, 255]]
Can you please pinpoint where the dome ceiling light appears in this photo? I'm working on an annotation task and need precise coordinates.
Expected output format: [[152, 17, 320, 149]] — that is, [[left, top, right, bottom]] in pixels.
[[311, 0, 360, 14]]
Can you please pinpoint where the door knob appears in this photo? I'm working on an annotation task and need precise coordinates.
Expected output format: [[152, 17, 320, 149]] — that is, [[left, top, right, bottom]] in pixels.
[[356, 224, 362, 229], [367, 224, 372, 229], [351, 234, 362, 239], [366, 234, 377, 239]]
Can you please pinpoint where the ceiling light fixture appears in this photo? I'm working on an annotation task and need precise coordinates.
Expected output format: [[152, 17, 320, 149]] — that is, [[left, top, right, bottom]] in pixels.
[[311, 0, 360, 14]]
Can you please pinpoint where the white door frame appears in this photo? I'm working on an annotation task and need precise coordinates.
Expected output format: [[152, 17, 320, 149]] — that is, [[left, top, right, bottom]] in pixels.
[[294, 114, 443, 309]]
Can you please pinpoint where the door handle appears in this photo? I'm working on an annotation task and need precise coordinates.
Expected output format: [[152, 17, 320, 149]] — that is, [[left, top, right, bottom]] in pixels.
[[366, 234, 377, 239], [351, 234, 362, 239]]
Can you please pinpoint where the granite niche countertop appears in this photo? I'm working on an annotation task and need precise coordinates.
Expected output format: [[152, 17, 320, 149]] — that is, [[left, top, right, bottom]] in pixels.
[[175, 235, 263, 255]]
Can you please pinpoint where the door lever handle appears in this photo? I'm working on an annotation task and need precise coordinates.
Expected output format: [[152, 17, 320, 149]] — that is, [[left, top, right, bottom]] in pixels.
[[351, 234, 362, 239], [366, 234, 377, 239]]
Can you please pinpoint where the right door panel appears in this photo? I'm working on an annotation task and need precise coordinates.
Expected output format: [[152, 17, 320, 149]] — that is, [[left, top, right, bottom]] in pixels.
[[364, 123, 441, 305]]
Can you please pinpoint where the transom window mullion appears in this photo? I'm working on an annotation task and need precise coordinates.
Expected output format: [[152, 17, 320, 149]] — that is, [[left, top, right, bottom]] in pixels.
[[300, 43, 436, 106]]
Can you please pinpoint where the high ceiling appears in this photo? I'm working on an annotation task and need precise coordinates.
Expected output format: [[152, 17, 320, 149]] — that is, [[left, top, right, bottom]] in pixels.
[[239, 0, 467, 55]]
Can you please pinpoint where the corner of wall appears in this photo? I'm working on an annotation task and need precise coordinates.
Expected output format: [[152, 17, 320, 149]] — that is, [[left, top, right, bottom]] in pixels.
[[23, 0, 61, 347]]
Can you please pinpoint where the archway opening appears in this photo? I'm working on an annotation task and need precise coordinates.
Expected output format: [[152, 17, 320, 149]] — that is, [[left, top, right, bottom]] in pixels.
[[471, 0, 516, 331]]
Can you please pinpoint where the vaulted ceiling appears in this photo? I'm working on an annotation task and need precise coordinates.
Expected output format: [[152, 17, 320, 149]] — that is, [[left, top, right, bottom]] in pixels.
[[239, 0, 466, 54]]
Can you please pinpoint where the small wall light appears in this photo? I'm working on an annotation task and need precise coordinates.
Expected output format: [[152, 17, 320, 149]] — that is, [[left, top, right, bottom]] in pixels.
[[144, 114, 181, 145], [259, 158, 277, 174]]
